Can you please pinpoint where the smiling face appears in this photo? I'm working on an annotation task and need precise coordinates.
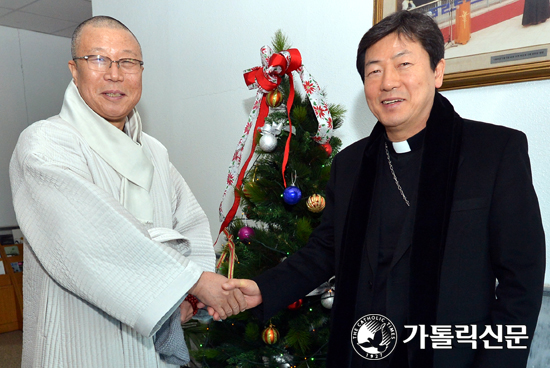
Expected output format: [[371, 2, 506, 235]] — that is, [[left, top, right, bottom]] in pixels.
[[363, 32, 445, 142], [68, 25, 143, 129]]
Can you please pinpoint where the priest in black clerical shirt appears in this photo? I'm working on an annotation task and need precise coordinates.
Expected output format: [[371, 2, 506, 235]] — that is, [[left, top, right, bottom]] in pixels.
[[221, 10, 546, 368]]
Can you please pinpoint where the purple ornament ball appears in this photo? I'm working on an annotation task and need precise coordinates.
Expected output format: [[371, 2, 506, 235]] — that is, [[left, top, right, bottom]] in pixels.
[[238, 226, 255, 241], [283, 186, 302, 205]]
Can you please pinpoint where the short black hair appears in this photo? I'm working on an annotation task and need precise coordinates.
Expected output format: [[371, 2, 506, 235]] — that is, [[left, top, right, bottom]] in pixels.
[[356, 11, 444, 80], [71, 15, 142, 59]]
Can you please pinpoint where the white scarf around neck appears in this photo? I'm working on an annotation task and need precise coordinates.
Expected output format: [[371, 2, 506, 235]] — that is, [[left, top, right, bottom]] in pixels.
[[59, 81, 155, 223]]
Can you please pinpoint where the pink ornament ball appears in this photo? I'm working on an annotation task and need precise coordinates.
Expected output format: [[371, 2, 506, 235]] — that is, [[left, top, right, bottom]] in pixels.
[[238, 226, 255, 241]]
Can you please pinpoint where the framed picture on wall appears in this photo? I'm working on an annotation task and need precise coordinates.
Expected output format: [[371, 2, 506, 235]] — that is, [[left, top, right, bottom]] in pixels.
[[374, 0, 550, 90]]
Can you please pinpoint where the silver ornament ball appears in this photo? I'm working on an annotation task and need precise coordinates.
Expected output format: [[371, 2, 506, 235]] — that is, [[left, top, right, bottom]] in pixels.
[[273, 353, 293, 368], [260, 133, 277, 152], [321, 289, 335, 309]]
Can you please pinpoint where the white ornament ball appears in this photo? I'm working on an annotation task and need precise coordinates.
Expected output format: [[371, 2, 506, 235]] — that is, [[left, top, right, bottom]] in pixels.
[[260, 133, 277, 152], [321, 289, 335, 309]]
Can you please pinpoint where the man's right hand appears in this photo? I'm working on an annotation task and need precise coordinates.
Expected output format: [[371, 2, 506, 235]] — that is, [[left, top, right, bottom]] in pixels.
[[222, 279, 263, 309], [188, 272, 246, 320]]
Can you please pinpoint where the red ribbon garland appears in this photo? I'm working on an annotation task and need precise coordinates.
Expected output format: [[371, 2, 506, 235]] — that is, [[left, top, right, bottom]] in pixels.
[[243, 48, 302, 188], [218, 49, 302, 234]]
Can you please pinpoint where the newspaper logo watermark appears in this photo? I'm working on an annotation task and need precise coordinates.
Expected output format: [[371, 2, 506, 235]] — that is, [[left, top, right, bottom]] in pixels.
[[403, 324, 528, 349], [350, 317, 528, 359], [351, 314, 397, 360]]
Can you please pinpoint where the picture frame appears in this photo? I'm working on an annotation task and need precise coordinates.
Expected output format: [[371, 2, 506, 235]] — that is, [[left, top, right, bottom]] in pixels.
[[3, 245, 20, 257], [373, 0, 550, 90]]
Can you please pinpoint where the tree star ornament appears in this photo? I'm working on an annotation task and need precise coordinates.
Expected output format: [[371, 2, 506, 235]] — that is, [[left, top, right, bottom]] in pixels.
[[262, 323, 280, 344], [306, 194, 325, 213]]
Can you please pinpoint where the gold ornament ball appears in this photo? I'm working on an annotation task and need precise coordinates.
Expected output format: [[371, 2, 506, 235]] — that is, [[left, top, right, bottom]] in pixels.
[[262, 324, 280, 344], [266, 90, 283, 107], [307, 194, 326, 213]]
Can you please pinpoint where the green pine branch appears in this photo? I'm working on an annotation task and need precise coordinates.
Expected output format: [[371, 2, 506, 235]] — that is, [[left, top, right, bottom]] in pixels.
[[272, 29, 292, 52]]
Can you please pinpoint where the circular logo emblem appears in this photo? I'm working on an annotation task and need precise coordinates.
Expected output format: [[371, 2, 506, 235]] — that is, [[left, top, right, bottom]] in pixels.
[[351, 314, 398, 360]]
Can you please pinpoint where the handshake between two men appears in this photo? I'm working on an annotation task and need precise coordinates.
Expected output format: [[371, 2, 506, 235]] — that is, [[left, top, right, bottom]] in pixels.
[[184, 272, 262, 323]]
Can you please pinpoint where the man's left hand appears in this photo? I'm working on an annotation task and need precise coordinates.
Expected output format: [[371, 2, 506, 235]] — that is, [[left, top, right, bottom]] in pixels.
[[179, 300, 194, 323]]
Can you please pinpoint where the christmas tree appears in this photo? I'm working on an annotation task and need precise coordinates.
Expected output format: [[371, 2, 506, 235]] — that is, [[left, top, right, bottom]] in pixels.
[[193, 31, 344, 368]]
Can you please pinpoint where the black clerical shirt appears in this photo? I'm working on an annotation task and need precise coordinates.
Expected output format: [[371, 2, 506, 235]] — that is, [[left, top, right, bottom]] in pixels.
[[370, 129, 425, 367]]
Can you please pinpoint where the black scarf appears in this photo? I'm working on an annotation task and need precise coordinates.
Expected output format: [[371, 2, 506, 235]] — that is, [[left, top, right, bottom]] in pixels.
[[327, 92, 463, 367]]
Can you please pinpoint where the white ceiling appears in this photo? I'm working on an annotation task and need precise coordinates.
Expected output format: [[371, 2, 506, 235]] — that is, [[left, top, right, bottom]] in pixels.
[[0, 0, 92, 38]]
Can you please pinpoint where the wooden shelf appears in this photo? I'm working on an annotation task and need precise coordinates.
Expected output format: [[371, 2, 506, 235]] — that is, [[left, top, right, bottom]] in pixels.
[[0, 244, 23, 333]]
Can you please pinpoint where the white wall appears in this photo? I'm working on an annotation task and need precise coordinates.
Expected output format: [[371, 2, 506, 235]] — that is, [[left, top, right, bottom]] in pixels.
[[0, 26, 72, 228], [91, 0, 375, 232], [92, 1, 550, 283]]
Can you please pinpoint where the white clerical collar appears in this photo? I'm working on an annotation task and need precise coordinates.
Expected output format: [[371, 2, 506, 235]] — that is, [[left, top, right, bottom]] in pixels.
[[392, 140, 411, 154]]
